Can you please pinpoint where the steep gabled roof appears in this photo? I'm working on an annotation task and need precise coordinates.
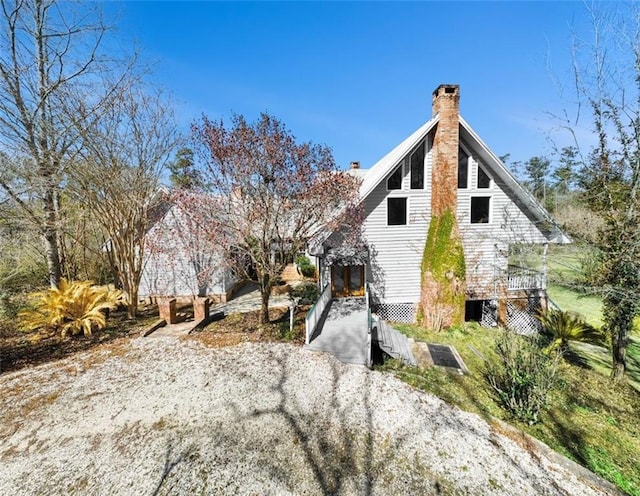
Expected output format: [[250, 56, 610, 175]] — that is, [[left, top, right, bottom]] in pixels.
[[359, 116, 439, 200], [357, 115, 570, 244], [459, 117, 570, 244]]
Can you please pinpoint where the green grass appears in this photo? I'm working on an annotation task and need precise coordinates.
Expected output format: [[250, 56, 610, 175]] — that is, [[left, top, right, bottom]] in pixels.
[[547, 284, 604, 328], [379, 323, 640, 495]]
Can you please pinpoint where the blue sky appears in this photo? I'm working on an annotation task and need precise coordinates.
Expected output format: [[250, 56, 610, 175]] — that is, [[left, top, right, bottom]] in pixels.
[[104, 1, 595, 171]]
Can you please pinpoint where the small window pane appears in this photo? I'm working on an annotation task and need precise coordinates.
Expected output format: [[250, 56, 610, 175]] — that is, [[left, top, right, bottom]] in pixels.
[[471, 197, 490, 223], [478, 166, 491, 188], [458, 147, 468, 188], [387, 165, 402, 190], [387, 197, 407, 225], [410, 141, 425, 189]]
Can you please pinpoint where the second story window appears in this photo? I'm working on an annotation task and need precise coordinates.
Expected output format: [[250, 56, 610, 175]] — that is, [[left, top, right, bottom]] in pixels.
[[478, 165, 491, 188], [410, 141, 425, 189], [458, 147, 469, 188], [387, 197, 407, 225], [471, 197, 490, 223], [387, 165, 402, 190]]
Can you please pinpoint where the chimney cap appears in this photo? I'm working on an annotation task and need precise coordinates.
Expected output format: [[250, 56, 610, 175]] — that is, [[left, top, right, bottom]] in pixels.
[[350, 161, 360, 169], [432, 84, 460, 98]]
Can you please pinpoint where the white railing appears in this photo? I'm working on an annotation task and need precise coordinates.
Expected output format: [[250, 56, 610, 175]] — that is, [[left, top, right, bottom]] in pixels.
[[365, 283, 373, 369], [507, 266, 544, 290], [305, 283, 332, 345]]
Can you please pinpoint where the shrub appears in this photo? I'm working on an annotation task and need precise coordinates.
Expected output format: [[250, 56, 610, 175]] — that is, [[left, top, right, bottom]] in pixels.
[[295, 255, 316, 278], [537, 308, 606, 354], [484, 329, 560, 424], [19, 279, 123, 337], [289, 282, 320, 305]]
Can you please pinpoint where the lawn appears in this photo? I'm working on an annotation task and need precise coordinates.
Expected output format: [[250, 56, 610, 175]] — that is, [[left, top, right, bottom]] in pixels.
[[382, 323, 640, 496]]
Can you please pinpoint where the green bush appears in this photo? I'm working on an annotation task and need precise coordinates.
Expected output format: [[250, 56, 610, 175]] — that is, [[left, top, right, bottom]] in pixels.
[[484, 330, 560, 424], [537, 308, 606, 354], [295, 255, 316, 278], [289, 282, 320, 305]]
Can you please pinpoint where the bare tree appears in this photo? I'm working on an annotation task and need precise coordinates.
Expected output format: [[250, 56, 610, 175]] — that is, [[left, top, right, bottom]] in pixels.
[[0, 0, 134, 288], [191, 113, 362, 323], [561, 3, 640, 381], [69, 87, 180, 318]]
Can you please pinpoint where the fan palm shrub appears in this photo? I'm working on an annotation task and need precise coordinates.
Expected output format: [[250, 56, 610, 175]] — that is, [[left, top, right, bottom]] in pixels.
[[537, 308, 605, 354], [20, 279, 123, 337]]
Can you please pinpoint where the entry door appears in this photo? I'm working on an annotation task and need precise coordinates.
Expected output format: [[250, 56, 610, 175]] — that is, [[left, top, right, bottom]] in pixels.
[[331, 265, 365, 297]]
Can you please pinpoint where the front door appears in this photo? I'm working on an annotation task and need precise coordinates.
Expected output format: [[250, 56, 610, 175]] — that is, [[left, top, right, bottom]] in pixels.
[[331, 265, 365, 298]]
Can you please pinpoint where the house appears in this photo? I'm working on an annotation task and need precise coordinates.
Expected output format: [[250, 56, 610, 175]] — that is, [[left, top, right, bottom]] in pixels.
[[310, 84, 569, 329], [139, 197, 239, 304]]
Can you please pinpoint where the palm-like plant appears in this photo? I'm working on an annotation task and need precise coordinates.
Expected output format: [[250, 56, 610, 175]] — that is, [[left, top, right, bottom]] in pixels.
[[537, 308, 605, 354], [20, 279, 123, 337]]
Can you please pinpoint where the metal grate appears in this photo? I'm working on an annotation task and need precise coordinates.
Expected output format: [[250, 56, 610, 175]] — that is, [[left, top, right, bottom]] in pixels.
[[427, 344, 462, 369], [373, 303, 416, 323], [506, 299, 542, 335]]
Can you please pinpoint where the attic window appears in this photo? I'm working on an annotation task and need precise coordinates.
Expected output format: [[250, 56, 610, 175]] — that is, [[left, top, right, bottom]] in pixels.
[[477, 166, 491, 188], [458, 147, 469, 188], [387, 197, 407, 225], [387, 165, 402, 190], [471, 197, 490, 223], [410, 141, 425, 189]]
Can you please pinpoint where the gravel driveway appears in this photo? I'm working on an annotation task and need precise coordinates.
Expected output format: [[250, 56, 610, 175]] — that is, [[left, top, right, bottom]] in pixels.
[[0, 337, 615, 495]]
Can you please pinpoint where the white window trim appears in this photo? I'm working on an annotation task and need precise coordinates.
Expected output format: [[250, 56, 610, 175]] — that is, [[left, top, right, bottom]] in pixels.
[[387, 195, 409, 226], [386, 161, 404, 191], [476, 162, 493, 190], [469, 195, 492, 224], [458, 142, 471, 190], [409, 140, 426, 190]]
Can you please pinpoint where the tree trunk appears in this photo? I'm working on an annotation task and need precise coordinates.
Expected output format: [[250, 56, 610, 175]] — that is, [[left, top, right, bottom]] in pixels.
[[43, 190, 61, 288], [259, 273, 272, 324], [127, 284, 139, 320], [611, 327, 628, 382]]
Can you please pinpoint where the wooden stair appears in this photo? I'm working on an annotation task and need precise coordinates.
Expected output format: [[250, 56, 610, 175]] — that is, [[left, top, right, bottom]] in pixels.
[[375, 320, 417, 366], [280, 263, 304, 282]]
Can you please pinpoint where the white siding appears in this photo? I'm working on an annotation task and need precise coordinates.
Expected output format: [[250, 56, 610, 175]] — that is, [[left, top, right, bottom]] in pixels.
[[364, 145, 547, 305], [364, 146, 431, 304], [139, 206, 235, 299]]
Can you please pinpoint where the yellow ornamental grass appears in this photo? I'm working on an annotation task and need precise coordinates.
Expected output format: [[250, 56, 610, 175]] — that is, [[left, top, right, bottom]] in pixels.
[[20, 279, 123, 337]]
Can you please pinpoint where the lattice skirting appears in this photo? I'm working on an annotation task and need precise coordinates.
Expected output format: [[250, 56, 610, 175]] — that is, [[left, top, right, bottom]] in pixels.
[[481, 300, 498, 328], [506, 298, 542, 335], [372, 303, 416, 323]]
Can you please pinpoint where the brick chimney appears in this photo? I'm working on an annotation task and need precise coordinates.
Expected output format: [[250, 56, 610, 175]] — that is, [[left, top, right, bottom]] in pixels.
[[430, 84, 460, 217], [350, 161, 360, 169], [419, 84, 466, 331]]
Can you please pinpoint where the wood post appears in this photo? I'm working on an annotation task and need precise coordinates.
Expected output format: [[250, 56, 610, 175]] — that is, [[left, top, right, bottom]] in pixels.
[[497, 299, 507, 327]]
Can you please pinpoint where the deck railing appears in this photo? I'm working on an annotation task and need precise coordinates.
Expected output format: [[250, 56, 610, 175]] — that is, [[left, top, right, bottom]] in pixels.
[[365, 283, 373, 369], [507, 265, 545, 291], [305, 283, 332, 345]]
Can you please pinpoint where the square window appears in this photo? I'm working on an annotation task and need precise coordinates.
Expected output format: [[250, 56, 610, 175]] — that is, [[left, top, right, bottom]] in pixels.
[[387, 197, 407, 225], [387, 165, 402, 190], [471, 197, 490, 223], [478, 166, 491, 188]]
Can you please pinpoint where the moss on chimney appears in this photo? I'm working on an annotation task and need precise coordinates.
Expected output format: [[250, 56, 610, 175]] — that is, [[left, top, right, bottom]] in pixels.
[[418, 208, 466, 330]]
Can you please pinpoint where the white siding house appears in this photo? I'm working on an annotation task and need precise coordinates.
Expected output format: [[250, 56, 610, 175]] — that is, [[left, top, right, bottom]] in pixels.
[[312, 85, 569, 324], [139, 203, 238, 303]]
